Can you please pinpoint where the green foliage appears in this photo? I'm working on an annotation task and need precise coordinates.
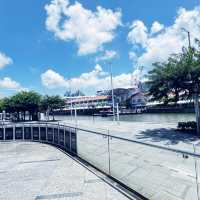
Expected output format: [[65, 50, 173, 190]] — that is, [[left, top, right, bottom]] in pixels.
[[0, 91, 41, 121], [147, 43, 200, 104], [178, 121, 197, 133], [0, 91, 64, 121], [40, 95, 65, 112], [64, 90, 85, 97], [11, 91, 41, 113], [0, 99, 2, 112], [40, 95, 65, 121], [0, 97, 15, 113]]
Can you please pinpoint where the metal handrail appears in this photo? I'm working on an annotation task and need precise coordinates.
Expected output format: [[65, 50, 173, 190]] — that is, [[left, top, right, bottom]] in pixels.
[[1, 121, 200, 158], [1, 120, 200, 200]]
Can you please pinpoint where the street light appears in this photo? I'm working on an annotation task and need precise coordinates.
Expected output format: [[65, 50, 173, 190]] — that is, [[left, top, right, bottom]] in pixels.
[[181, 28, 200, 135], [108, 62, 115, 121], [194, 83, 200, 135], [183, 80, 200, 135], [181, 27, 191, 48]]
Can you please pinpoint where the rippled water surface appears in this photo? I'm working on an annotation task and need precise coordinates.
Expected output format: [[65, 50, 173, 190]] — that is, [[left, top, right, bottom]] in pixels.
[[56, 113, 195, 124]]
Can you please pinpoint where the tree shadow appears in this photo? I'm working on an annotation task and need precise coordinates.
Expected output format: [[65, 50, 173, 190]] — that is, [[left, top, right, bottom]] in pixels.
[[136, 128, 200, 145]]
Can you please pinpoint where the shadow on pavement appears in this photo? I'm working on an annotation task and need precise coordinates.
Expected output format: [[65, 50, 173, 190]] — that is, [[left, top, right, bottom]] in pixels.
[[136, 128, 200, 145]]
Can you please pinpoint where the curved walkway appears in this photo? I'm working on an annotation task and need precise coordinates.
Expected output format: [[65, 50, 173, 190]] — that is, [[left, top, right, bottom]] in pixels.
[[0, 142, 133, 200]]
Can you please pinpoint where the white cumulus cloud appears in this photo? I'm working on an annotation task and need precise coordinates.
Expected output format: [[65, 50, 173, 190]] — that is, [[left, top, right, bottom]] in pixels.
[[129, 51, 138, 62], [41, 64, 135, 94], [96, 50, 118, 62], [127, 20, 148, 48], [0, 77, 24, 91], [41, 69, 69, 88], [45, 0, 122, 55], [0, 52, 13, 69], [150, 21, 164, 34], [128, 6, 200, 68]]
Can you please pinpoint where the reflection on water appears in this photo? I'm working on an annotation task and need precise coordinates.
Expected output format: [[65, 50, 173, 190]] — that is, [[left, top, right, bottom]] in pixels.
[[56, 113, 195, 124]]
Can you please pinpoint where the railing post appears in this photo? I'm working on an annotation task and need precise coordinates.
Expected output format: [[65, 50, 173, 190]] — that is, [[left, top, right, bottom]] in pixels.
[[58, 122, 60, 146], [39, 123, 41, 141], [74, 127, 77, 154], [31, 125, 33, 141], [53, 125, 55, 144], [3, 126, 5, 141], [69, 128, 72, 152], [22, 123, 24, 140], [13, 125, 15, 141], [193, 144, 200, 200], [0, 123, 3, 141], [46, 123, 47, 141], [75, 108, 77, 125], [194, 93, 200, 135], [107, 130, 111, 175], [116, 103, 120, 125], [63, 126, 66, 148]]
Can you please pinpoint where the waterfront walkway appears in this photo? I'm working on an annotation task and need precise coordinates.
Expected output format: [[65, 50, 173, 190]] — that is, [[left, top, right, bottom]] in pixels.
[[64, 119, 200, 152], [0, 142, 133, 200], [60, 119, 200, 200]]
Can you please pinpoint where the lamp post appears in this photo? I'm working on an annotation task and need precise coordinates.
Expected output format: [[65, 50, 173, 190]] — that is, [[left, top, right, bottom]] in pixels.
[[70, 101, 73, 121], [116, 103, 120, 124], [181, 28, 191, 48], [68, 84, 73, 121], [181, 28, 200, 135], [194, 83, 200, 135], [74, 107, 77, 125], [109, 62, 115, 121], [183, 80, 200, 135]]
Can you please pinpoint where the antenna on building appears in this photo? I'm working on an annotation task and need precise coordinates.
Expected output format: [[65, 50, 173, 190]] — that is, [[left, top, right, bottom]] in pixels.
[[131, 66, 143, 89]]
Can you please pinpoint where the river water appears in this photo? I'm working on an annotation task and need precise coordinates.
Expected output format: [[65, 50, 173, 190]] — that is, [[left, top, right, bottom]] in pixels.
[[56, 113, 195, 124]]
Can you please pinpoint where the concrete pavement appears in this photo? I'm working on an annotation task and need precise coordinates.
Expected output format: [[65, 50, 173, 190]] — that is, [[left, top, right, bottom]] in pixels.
[[0, 142, 134, 200]]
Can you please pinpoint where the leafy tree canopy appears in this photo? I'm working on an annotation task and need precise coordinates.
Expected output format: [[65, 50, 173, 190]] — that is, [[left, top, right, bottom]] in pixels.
[[64, 90, 85, 97], [147, 41, 200, 104], [40, 95, 65, 111], [0, 91, 65, 121]]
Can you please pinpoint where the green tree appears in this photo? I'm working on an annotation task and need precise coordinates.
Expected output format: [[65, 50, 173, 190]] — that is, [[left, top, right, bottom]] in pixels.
[[147, 42, 200, 134], [11, 91, 41, 121], [1, 91, 41, 121], [64, 90, 85, 97], [0, 97, 15, 114], [40, 95, 65, 121], [0, 99, 3, 112]]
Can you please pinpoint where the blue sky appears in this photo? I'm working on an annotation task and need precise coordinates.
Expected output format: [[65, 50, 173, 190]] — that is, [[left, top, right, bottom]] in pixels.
[[0, 0, 200, 97]]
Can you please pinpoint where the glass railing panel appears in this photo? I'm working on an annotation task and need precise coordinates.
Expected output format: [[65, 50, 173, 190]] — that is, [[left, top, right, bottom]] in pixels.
[[0, 127, 4, 140], [15, 126, 23, 140], [54, 128, 59, 144], [195, 144, 200, 200], [47, 126, 53, 143], [64, 127, 71, 151], [24, 126, 31, 140], [59, 127, 65, 146], [76, 129, 109, 174], [40, 126, 47, 141], [5, 126, 13, 140], [110, 137, 198, 200], [70, 128, 77, 154], [32, 126, 39, 140]]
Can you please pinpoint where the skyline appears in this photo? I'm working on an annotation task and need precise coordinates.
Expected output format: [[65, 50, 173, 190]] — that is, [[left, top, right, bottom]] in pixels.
[[0, 0, 200, 97]]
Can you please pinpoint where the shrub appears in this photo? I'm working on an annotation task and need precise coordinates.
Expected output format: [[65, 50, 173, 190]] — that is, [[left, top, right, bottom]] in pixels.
[[177, 121, 197, 133]]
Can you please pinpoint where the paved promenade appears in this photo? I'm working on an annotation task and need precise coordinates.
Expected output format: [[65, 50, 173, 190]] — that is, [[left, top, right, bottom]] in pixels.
[[64, 119, 200, 152], [63, 119, 200, 199], [0, 142, 133, 200]]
